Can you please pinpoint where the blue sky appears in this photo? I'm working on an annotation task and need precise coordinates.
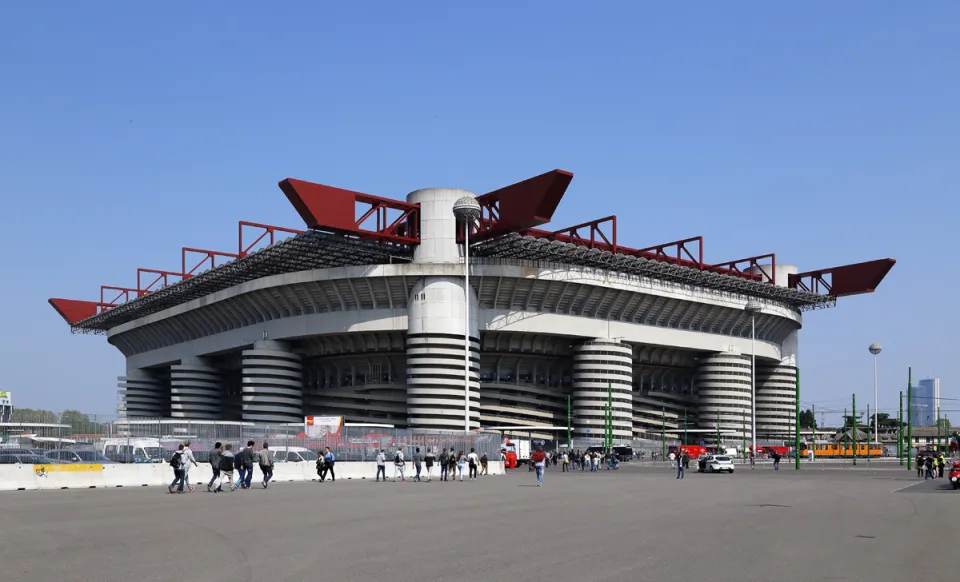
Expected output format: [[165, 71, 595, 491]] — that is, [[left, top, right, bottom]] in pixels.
[[0, 3, 955, 424]]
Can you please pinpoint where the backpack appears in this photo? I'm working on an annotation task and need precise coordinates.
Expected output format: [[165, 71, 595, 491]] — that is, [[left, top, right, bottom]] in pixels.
[[169, 452, 182, 470], [439, 451, 449, 464], [394, 452, 402, 464]]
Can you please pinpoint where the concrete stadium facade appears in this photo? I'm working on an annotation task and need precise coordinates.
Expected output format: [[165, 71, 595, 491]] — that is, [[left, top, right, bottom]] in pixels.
[[52, 170, 894, 444]]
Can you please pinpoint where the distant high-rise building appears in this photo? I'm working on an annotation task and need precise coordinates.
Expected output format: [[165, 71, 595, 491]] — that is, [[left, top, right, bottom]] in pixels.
[[911, 378, 941, 427]]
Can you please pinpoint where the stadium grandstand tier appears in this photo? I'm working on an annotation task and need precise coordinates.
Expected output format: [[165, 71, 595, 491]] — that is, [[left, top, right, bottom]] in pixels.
[[50, 169, 896, 444]]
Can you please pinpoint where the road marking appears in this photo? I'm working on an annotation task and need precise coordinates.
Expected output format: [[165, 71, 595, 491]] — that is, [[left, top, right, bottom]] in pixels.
[[890, 481, 928, 493]]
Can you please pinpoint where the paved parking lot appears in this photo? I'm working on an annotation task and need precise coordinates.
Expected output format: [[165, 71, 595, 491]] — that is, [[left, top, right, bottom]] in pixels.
[[0, 463, 954, 582]]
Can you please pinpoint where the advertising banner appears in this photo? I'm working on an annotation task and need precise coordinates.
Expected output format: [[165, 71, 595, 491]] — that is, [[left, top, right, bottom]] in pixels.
[[304, 416, 343, 438]]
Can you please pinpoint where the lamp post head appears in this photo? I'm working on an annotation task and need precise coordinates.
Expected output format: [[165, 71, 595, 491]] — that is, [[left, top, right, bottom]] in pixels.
[[869, 343, 882, 355], [744, 301, 763, 314], [452, 196, 481, 222]]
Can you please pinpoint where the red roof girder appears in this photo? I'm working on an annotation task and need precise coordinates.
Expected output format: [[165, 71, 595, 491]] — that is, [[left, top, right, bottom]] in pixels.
[[789, 259, 895, 297]]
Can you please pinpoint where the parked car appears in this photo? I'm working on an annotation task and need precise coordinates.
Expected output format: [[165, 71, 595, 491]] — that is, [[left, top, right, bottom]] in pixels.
[[270, 446, 320, 463], [0, 454, 59, 465], [47, 449, 115, 464]]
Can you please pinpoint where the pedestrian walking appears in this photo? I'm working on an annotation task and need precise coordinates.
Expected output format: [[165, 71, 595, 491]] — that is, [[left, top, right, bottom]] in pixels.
[[676, 454, 685, 480], [259, 442, 274, 488], [938, 454, 946, 479], [242, 440, 256, 488], [181, 441, 198, 492], [413, 447, 424, 482], [772, 452, 781, 471], [216, 444, 236, 493], [456, 450, 466, 482], [424, 447, 435, 481], [168, 444, 185, 494], [207, 442, 222, 492], [480, 451, 488, 476], [322, 447, 336, 482], [375, 449, 387, 482], [439, 448, 450, 481], [234, 442, 249, 489], [562, 451, 569, 472], [394, 447, 406, 482], [447, 448, 457, 483], [916, 454, 924, 478], [467, 448, 479, 480], [531, 447, 546, 487]]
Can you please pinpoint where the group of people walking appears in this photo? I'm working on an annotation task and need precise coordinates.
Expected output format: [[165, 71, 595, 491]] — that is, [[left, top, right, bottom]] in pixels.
[[375, 446, 486, 482], [168, 440, 337, 493], [917, 452, 949, 480]]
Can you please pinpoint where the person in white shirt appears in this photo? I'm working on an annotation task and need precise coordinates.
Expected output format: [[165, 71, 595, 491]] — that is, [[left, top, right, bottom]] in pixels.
[[375, 449, 387, 482], [466, 448, 480, 480], [181, 440, 198, 492], [393, 448, 406, 482]]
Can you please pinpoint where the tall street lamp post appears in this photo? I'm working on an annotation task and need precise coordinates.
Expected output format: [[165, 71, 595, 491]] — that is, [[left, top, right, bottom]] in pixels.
[[453, 196, 481, 432]]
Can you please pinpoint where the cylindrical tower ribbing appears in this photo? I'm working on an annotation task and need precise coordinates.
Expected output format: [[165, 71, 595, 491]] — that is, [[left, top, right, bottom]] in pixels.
[[406, 277, 480, 430], [120, 368, 165, 417], [697, 353, 752, 443], [241, 340, 303, 423], [756, 364, 797, 440], [572, 339, 633, 440], [170, 357, 222, 419]]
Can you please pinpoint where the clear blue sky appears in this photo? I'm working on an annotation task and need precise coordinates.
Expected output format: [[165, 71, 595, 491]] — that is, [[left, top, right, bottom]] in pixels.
[[0, 3, 955, 425]]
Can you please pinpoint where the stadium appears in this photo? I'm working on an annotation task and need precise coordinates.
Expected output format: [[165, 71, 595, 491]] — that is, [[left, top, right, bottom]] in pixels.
[[49, 169, 894, 444]]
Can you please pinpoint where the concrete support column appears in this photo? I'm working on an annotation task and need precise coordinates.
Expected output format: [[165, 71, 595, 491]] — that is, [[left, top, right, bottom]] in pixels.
[[406, 276, 480, 431], [119, 367, 166, 418], [572, 339, 633, 440], [241, 340, 303, 423], [170, 356, 222, 419], [697, 352, 752, 444]]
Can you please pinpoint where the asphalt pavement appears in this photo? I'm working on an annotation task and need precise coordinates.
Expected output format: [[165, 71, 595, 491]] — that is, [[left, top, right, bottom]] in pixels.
[[0, 463, 954, 582]]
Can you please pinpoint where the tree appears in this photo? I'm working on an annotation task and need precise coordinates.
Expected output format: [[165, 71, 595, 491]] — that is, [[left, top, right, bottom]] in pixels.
[[841, 414, 864, 429], [9, 408, 58, 424], [799, 409, 817, 429]]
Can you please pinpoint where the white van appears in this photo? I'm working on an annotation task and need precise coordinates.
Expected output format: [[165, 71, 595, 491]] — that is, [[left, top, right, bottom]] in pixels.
[[269, 446, 319, 464], [102, 439, 170, 463]]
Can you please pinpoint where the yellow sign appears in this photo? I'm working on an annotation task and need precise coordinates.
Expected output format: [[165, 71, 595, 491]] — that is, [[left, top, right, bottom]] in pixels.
[[34, 464, 103, 473]]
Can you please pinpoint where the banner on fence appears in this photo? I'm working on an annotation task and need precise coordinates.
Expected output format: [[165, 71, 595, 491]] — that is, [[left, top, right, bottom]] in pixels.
[[304, 416, 342, 438]]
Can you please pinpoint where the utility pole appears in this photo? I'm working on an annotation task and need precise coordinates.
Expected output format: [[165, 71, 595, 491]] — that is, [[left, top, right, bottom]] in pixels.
[[661, 405, 665, 461], [795, 367, 801, 470], [937, 406, 942, 454], [898, 391, 904, 466], [741, 409, 746, 461], [607, 382, 613, 451], [852, 394, 857, 466], [567, 394, 571, 448], [683, 409, 688, 446], [907, 367, 913, 470], [867, 404, 871, 463], [716, 409, 720, 450]]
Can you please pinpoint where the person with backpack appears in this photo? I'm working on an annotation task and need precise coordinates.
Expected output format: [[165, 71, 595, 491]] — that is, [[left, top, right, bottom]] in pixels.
[[259, 442, 274, 489], [467, 448, 479, 480], [480, 452, 488, 476], [216, 444, 236, 493], [375, 449, 387, 482], [424, 447, 435, 482], [207, 442, 222, 492], [413, 447, 424, 482], [393, 447, 406, 482], [447, 447, 457, 482], [168, 444, 186, 494], [531, 446, 546, 487], [322, 447, 336, 482], [315, 453, 327, 480], [438, 448, 450, 482]]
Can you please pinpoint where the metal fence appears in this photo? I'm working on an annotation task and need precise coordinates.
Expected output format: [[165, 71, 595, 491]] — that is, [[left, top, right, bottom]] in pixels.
[[1, 413, 502, 465]]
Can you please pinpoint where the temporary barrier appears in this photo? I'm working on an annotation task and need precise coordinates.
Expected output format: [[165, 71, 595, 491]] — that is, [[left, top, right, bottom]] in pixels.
[[0, 461, 505, 492]]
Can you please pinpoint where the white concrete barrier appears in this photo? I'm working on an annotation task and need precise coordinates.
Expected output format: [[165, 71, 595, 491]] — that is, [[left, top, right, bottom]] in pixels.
[[0, 461, 504, 492]]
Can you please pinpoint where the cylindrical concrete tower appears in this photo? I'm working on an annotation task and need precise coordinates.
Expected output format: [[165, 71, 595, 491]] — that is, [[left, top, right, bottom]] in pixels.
[[697, 352, 752, 443], [755, 364, 797, 439], [170, 357, 222, 419], [406, 277, 480, 431], [748, 263, 799, 288], [241, 340, 303, 423], [120, 368, 166, 417], [404, 187, 481, 431], [572, 339, 633, 440]]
